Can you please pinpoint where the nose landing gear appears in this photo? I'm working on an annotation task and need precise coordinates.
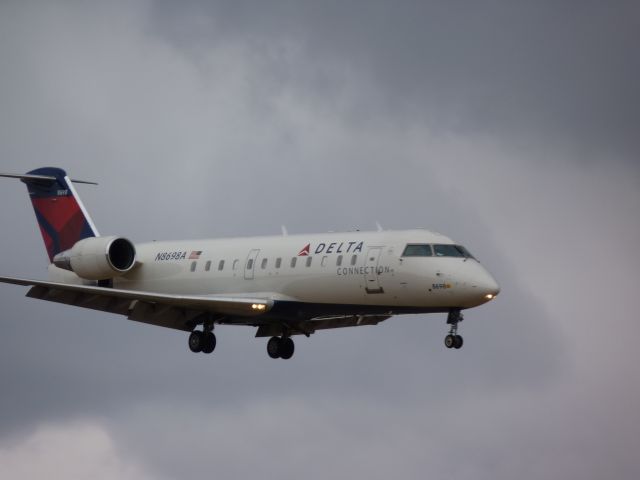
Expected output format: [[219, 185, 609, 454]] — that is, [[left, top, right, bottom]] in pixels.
[[445, 310, 464, 349]]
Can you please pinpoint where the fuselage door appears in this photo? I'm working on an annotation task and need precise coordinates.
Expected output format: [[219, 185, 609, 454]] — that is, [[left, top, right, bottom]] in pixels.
[[365, 247, 384, 294], [244, 249, 260, 280]]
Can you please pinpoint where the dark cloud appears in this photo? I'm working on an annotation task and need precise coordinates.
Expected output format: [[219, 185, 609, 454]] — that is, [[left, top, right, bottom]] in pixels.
[[150, 0, 640, 162]]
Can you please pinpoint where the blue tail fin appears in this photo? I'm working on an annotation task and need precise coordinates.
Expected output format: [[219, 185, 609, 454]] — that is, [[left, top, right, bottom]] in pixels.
[[1, 167, 99, 262]]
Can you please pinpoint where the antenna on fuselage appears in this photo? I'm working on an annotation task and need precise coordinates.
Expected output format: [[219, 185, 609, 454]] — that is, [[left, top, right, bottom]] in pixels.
[[281, 225, 288, 236], [375, 221, 383, 232]]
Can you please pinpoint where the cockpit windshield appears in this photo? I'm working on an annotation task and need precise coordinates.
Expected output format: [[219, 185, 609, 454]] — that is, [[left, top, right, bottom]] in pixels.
[[402, 244, 433, 257], [433, 244, 475, 259], [402, 243, 475, 259]]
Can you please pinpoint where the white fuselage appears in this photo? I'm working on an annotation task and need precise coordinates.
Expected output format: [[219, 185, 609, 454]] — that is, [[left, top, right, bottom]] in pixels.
[[48, 229, 499, 315]]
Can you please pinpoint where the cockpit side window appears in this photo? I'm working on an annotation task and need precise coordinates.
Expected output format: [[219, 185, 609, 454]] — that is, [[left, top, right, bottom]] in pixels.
[[455, 245, 475, 259], [402, 244, 433, 257]]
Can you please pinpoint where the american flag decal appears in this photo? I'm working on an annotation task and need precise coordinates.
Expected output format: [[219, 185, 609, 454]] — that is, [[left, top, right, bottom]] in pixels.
[[189, 250, 202, 260]]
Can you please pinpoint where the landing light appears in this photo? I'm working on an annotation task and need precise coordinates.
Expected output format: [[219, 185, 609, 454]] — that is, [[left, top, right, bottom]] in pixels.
[[251, 303, 266, 311], [484, 294, 495, 300]]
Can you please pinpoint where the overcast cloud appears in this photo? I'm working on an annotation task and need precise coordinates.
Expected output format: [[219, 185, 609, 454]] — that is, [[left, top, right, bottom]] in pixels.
[[0, 1, 638, 479]]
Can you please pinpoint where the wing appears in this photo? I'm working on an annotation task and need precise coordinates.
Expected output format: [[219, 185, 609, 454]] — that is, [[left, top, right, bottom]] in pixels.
[[0, 276, 272, 332], [0, 276, 393, 336]]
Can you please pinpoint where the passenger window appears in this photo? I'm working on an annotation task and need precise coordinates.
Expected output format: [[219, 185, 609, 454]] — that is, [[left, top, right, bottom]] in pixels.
[[205, 260, 211, 272], [402, 244, 433, 257], [218, 260, 225, 271], [275, 258, 282, 269], [306, 257, 312, 267], [261, 258, 268, 269], [336, 255, 343, 266], [290, 257, 297, 268], [233, 259, 239, 270], [190, 261, 197, 272], [321, 256, 328, 267], [351, 255, 357, 266], [247, 259, 253, 270]]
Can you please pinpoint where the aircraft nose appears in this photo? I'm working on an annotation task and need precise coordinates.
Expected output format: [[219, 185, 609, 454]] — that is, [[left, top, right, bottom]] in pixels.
[[479, 271, 500, 301]]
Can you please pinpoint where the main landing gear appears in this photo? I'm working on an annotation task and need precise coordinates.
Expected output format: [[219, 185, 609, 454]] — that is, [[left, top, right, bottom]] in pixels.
[[444, 309, 464, 350], [188, 328, 216, 354], [186, 324, 296, 359], [267, 336, 295, 360]]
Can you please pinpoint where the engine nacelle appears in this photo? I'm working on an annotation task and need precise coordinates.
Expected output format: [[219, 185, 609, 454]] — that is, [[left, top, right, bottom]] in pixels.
[[53, 236, 137, 280]]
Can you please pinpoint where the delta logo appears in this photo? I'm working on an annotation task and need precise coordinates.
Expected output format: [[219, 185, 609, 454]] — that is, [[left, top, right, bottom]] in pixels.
[[297, 244, 310, 256], [297, 241, 364, 256]]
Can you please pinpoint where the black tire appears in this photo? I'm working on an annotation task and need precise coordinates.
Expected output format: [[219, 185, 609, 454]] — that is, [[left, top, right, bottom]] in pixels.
[[267, 336, 281, 359], [444, 334, 455, 349], [279, 337, 295, 360], [189, 331, 203, 353], [453, 335, 464, 349], [201, 332, 217, 354]]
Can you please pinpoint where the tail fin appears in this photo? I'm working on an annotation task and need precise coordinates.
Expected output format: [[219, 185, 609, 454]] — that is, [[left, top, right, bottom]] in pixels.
[[0, 167, 99, 262]]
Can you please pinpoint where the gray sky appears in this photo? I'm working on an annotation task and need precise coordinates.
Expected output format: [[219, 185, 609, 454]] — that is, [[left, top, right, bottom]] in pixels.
[[0, 1, 638, 478]]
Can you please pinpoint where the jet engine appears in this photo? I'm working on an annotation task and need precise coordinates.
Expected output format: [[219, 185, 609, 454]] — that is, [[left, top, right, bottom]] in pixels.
[[53, 236, 137, 280]]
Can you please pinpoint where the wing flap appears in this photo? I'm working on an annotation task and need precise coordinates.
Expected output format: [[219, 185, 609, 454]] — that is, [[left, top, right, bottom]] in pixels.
[[27, 284, 133, 316], [26, 284, 201, 331], [127, 301, 206, 331], [255, 314, 392, 337]]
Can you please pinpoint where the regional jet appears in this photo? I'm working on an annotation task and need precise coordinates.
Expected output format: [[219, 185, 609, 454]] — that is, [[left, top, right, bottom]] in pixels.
[[0, 168, 499, 359]]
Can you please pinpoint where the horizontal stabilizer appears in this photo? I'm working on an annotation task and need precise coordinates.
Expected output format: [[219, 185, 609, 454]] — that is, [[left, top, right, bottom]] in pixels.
[[0, 173, 98, 185]]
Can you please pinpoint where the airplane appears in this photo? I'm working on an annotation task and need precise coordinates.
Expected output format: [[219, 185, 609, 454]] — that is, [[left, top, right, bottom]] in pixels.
[[0, 167, 500, 359]]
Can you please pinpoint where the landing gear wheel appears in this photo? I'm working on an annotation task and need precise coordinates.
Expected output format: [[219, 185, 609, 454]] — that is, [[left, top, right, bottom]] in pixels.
[[201, 332, 217, 354], [444, 334, 455, 349], [279, 337, 295, 360], [445, 310, 465, 350], [188, 331, 203, 353], [267, 336, 281, 359]]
